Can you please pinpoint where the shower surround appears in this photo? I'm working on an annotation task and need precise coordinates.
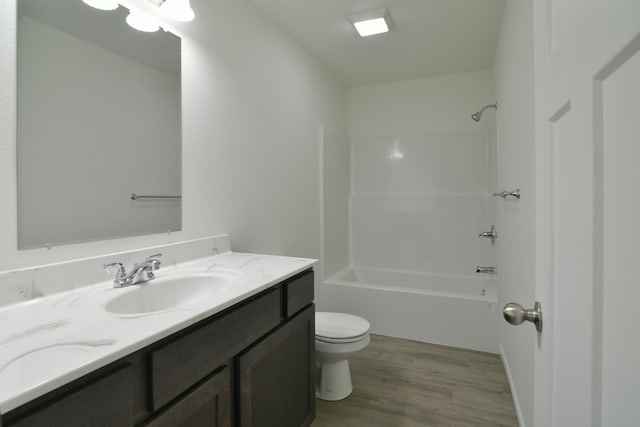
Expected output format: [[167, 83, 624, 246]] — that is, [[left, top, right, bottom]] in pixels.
[[324, 129, 499, 353]]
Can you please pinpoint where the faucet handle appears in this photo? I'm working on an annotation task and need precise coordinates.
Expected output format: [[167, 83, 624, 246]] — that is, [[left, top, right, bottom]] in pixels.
[[145, 253, 162, 269], [104, 262, 125, 276]]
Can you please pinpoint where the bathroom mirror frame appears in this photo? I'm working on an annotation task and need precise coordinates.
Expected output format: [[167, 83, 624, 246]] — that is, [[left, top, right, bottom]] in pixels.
[[16, 0, 182, 250]]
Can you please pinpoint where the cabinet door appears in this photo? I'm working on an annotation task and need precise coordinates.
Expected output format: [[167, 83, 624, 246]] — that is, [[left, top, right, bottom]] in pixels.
[[238, 305, 315, 427], [144, 366, 231, 427]]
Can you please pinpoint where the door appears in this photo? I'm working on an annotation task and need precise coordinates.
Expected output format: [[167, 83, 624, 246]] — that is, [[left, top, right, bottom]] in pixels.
[[532, 1, 640, 426]]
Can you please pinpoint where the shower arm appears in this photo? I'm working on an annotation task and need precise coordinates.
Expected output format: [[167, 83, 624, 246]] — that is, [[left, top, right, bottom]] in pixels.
[[471, 102, 498, 122], [480, 103, 497, 114]]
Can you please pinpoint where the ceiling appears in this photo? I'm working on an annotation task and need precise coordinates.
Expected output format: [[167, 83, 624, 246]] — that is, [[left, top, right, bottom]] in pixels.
[[249, 0, 505, 87]]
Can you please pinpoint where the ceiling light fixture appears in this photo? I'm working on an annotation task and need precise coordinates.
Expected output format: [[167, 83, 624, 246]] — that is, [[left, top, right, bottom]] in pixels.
[[82, 0, 120, 11], [82, 0, 195, 33], [160, 0, 195, 22], [125, 10, 161, 32], [349, 8, 391, 37]]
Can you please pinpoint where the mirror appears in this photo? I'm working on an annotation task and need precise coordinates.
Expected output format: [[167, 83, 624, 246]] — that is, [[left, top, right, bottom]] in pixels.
[[17, 0, 181, 249]]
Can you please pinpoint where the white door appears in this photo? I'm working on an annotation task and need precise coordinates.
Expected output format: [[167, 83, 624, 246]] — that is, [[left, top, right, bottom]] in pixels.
[[532, 1, 640, 426]]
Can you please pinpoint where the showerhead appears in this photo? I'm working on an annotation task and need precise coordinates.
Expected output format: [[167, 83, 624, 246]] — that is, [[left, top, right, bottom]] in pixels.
[[471, 103, 497, 122]]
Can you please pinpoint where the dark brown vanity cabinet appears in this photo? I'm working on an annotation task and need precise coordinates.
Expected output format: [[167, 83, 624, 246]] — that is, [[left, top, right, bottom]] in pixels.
[[238, 305, 315, 427], [2, 269, 315, 427], [5, 365, 135, 427], [145, 367, 232, 427]]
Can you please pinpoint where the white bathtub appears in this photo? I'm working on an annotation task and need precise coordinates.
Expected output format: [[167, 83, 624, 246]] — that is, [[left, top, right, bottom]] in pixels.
[[322, 267, 499, 353]]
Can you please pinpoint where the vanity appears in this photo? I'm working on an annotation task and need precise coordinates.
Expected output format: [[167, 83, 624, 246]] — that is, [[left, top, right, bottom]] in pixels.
[[0, 244, 316, 427]]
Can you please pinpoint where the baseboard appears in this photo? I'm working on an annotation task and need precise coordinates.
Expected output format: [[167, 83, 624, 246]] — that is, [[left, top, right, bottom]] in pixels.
[[500, 344, 526, 427]]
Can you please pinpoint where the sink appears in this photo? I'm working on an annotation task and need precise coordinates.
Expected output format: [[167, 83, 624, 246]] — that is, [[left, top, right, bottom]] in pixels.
[[104, 270, 244, 315]]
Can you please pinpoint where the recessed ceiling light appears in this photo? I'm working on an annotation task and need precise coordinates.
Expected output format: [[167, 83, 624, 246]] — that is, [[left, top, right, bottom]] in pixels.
[[349, 8, 390, 37]]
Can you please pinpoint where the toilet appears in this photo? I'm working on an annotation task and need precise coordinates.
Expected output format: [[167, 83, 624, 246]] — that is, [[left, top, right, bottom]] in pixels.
[[315, 312, 371, 401]]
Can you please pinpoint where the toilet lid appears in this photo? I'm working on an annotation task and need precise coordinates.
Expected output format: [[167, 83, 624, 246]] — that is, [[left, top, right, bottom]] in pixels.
[[315, 312, 370, 340]]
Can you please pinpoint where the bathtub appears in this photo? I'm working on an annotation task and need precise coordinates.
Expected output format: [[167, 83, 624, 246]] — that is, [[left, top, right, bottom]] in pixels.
[[322, 267, 499, 353]]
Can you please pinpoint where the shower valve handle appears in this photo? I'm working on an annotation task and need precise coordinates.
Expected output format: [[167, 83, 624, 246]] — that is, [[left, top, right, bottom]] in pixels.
[[493, 188, 520, 199], [478, 225, 497, 244]]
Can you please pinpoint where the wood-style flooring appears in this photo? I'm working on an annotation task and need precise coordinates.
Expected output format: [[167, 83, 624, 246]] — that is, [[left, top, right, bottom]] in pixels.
[[312, 334, 518, 427]]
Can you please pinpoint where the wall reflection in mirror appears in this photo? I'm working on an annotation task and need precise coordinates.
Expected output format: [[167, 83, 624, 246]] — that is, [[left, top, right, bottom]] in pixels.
[[17, 0, 182, 249]]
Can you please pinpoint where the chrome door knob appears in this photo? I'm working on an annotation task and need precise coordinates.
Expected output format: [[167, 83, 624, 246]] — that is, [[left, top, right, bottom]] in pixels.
[[503, 302, 543, 332]]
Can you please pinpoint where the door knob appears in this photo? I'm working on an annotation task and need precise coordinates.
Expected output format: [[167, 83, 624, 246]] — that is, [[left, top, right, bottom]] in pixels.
[[503, 301, 542, 332]]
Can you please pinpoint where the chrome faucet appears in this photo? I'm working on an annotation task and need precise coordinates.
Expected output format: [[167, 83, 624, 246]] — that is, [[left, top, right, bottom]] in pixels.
[[104, 254, 162, 288], [476, 265, 497, 274]]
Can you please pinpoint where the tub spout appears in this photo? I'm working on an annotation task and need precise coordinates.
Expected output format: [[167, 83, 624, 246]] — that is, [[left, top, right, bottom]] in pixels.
[[476, 266, 497, 274]]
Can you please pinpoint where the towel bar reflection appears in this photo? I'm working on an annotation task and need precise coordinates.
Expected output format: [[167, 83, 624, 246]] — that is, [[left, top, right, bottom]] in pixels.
[[131, 193, 182, 200]]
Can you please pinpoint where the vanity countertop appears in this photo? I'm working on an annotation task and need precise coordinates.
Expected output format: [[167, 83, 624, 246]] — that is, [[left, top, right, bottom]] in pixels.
[[0, 252, 316, 414]]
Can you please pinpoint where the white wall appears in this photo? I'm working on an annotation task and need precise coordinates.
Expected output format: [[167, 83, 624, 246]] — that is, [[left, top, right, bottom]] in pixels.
[[0, 0, 347, 296], [349, 69, 495, 138], [18, 16, 180, 248], [494, 1, 536, 426], [321, 127, 349, 281]]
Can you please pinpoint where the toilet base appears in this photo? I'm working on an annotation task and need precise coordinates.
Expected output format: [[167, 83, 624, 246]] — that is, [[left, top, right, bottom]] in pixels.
[[316, 359, 353, 401]]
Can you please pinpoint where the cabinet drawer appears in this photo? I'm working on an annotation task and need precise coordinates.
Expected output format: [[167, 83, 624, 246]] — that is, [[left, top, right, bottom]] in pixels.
[[144, 367, 231, 427], [8, 365, 133, 427], [285, 270, 314, 317], [150, 288, 281, 410]]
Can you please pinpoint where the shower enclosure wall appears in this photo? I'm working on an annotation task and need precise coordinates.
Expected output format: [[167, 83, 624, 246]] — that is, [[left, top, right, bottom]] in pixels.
[[323, 129, 499, 353]]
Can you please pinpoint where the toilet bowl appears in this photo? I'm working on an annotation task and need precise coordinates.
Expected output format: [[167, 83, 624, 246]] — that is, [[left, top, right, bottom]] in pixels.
[[315, 312, 370, 401]]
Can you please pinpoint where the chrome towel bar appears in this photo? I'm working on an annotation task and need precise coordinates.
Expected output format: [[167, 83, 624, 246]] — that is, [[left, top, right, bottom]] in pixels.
[[131, 193, 182, 200]]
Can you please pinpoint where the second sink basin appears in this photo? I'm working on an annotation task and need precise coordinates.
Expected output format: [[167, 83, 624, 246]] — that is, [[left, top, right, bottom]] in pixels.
[[104, 270, 244, 315]]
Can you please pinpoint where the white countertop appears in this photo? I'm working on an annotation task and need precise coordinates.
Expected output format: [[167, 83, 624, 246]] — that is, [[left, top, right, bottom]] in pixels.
[[0, 252, 316, 414]]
